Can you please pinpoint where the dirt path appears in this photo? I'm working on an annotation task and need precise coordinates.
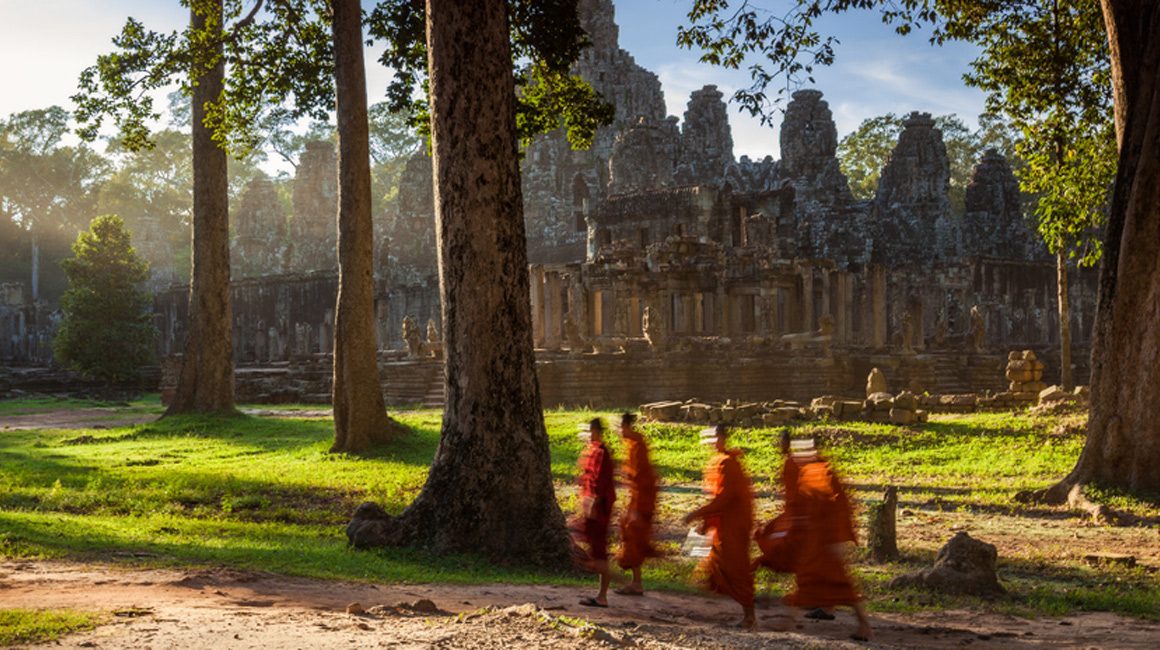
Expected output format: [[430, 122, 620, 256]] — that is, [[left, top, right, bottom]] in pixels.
[[2, 562, 1157, 649]]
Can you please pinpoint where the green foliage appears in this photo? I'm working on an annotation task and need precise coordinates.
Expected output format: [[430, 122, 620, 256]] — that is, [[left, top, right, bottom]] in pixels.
[[54, 215, 157, 385], [0, 609, 101, 646], [0, 107, 111, 300], [366, 0, 614, 150], [74, 0, 335, 156], [945, 0, 1114, 264]]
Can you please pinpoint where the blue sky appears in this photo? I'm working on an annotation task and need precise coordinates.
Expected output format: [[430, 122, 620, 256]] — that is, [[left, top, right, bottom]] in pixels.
[[0, 0, 987, 162]]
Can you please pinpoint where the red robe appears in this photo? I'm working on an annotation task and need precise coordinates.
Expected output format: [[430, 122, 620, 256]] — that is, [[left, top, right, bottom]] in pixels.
[[576, 441, 615, 561], [754, 456, 800, 573], [783, 459, 862, 608], [618, 437, 659, 569], [696, 450, 755, 607]]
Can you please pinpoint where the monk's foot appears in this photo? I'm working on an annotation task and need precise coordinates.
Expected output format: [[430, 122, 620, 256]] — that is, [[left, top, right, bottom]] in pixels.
[[851, 623, 873, 642], [738, 616, 756, 630], [579, 596, 608, 608], [613, 585, 644, 596]]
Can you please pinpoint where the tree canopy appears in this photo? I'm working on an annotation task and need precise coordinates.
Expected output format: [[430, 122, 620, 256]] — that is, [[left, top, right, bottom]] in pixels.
[[54, 215, 158, 386]]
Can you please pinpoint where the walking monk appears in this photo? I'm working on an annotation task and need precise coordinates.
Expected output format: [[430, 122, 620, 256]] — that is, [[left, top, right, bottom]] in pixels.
[[754, 429, 800, 575], [615, 412, 658, 596], [575, 418, 616, 608], [776, 439, 872, 641], [684, 425, 756, 629]]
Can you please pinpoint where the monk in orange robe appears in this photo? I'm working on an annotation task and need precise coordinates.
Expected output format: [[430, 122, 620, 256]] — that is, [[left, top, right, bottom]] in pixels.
[[754, 429, 800, 574], [684, 425, 756, 629], [615, 412, 658, 596], [574, 418, 616, 608], [777, 440, 872, 640]]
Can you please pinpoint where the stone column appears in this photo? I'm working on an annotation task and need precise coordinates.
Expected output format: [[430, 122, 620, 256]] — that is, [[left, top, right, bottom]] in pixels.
[[834, 272, 850, 344], [820, 268, 831, 329], [529, 265, 545, 347], [800, 265, 815, 333], [544, 271, 562, 348], [871, 265, 887, 349]]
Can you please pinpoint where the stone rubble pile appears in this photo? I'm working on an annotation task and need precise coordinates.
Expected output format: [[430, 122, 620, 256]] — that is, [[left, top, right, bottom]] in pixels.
[[1004, 349, 1047, 403], [640, 398, 811, 427]]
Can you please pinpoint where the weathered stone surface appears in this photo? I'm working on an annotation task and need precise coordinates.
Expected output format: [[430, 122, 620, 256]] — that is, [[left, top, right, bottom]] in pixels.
[[233, 177, 287, 278], [871, 112, 957, 262], [676, 85, 733, 186], [288, 139, 338, 272], [867, 485, 899, 563], [963, 149, 1043, 260], [891, 531, 1005, 596], [866, 367, 888, 397]]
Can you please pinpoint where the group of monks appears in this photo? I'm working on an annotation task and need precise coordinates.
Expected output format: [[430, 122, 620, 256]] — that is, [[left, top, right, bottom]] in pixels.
[[572, 416, 873, 640]]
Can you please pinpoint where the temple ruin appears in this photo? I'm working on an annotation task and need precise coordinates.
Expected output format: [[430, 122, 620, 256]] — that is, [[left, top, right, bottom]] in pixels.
[[143, 0, 1095, 406]]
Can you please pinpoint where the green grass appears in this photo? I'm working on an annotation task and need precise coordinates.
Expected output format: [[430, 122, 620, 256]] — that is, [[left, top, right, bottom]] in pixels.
[[0, 394, 163, 416], [0, 399, 1157, 621], [0, 609, 101, 646]]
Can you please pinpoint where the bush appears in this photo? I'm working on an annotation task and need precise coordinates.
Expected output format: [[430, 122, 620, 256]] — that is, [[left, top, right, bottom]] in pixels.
[[53, 215, 157, 386]]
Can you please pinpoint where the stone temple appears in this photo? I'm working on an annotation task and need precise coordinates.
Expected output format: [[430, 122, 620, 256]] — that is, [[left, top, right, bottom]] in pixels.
[[144, 0, 1095, 405]]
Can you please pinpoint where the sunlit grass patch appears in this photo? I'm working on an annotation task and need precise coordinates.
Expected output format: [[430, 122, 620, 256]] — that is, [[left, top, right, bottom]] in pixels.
[[0, 609, 101, 646]]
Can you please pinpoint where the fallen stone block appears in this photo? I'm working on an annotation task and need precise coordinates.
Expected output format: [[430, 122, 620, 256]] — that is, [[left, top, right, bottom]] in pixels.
[[890, 531, 1005, 596]]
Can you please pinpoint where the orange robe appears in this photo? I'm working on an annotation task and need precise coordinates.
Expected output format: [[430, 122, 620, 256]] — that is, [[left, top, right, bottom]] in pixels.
[[754, 456, 800, 573], [618, 437, 659, 569], [696, 450, 755, 607], [783, 459, 862, 608]]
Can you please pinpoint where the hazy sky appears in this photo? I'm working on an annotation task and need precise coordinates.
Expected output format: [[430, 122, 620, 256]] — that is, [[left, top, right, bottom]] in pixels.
[[0, 0, 987, 162]]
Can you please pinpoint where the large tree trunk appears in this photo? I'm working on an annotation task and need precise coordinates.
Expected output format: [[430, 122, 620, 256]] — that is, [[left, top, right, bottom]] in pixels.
[[1047, 1, 1160, 498], [165, 0, 236, 416], [349, 0, 569, 564], [330, 0, 406, 452], [1056, 251, 1073, 391]]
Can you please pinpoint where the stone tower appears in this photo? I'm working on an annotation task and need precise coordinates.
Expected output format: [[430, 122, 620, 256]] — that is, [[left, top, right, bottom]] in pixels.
[[289, 139, 338, 272], [871, 112, 956, 262], [233, 176, 287, 278], [963, 149, 1042, 259], [677, 85, 734, 185]]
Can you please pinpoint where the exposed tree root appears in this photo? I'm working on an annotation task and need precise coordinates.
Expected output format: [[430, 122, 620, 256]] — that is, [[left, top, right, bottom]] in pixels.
[[1015, 479, 1137, 526]]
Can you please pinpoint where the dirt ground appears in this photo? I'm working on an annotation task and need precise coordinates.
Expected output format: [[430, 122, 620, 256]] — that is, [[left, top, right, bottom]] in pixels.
[[2, 561, 1158, 649]]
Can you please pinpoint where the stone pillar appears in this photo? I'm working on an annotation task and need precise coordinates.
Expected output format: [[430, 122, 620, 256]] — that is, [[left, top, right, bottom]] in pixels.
[[544, 271, 562, 348], [836, 272, 852, 343], [820, 268, 831, 330], [529, 265, 545, 347], [871, 265, 887, 349], [800, 265, 815, 333]]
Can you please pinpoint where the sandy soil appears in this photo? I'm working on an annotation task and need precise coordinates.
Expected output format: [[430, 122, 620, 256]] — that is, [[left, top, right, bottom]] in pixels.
[[2, 561, 1157, 649]]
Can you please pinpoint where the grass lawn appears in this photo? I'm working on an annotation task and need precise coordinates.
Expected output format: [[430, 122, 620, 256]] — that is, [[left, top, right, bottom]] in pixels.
[[0, 399, 1157, 621], [0, 609, 101, 646]]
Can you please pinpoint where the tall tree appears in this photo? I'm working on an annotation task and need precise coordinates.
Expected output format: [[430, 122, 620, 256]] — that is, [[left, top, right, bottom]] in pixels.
[[169, 0, 236, 414], [679, 0, 1160, 499], [54, 215, 157, 391], [75, 1, 240, 415], [329, 0, 406, 452], [354, 0, 611, 561]]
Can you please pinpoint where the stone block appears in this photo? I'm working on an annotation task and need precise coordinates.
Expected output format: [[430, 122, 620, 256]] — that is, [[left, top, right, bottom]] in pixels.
[[889, 408, 916, 425], [837, 400, 865, 419], [640, 400, 682, 421], [893, 390, 918, 411], [763, 411, 791, 426], [1021, 349, 1037, 361], [915, 409, 929, 423], [1037, 385, 1073, 404]]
